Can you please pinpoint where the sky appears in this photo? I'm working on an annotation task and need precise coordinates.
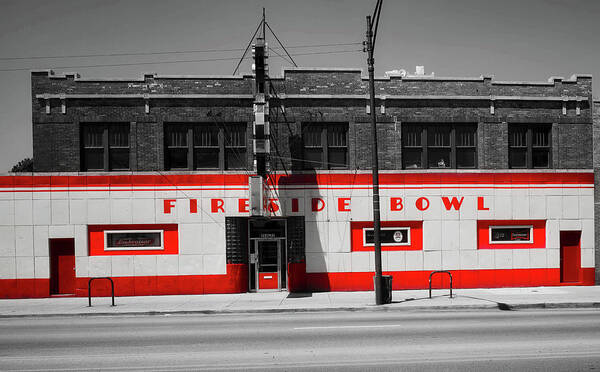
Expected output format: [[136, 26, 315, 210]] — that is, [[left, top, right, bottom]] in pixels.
[[0, 0, 598, 173]]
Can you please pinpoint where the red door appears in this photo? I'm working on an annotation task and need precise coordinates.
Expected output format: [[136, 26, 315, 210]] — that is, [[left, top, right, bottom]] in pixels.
[[49, 239, 76, 295], [257, 240, 280, 290], [560, 231, 581, 283]]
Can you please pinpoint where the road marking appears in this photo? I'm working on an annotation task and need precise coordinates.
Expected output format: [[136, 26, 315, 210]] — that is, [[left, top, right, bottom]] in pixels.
[[294, 324, 404, 330]]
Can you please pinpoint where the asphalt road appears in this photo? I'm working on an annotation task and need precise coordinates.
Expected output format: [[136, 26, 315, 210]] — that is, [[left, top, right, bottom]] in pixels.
[[0, 309, 599, 371]]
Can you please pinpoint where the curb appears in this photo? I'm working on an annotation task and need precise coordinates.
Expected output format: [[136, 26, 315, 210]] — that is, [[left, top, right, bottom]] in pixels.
[[1, 301, 599, 318]]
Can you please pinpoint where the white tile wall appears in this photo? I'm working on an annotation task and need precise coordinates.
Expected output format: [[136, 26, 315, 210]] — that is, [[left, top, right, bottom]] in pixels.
[[33, 226, 49, 257], [562, 196, 579, 219], [87, 199, 110, 224], [459, 250, 478, 269], [15, 225, 34, 257], [512, 249, 530, 269], [89, 256, 111, 277], [422, 197, 442, 220], [529, 195, 546, 219], [201, 223, 225, 255], [512, 195, 530, 219], [546, 220, 560, 249], [132, 199, 156, 224], [48, 225, 74, 239], [477, 250, 495, 269], [459, 220, 477, 250], [386, 251, 405, 271], [326, 253, 351, 272], [133, 255, 157, 276], [529, 249, 547, 268], [546, 248, 560, 268], [579, 195, 594, 219], [305, 221, 328, 253], [157, 255, 179, 275], [581, 248, 594, 268], [327, 221, 350, 253], [179, 224, 203, 255], [74, 225, 88, 257], [32, 200, 51, 225], [494, 250, 513, 269], [51, 199, 70, 225], [34, 256, 49, 278], [111, 256, 134, 276], [559, 219, 581, 231], [351, 251, 372, 272], [423, 220, 442, 251], [75, 257, 89, 277], [581, 219, 594, 249], [493, 196, 512, 219], [442, 220, 460, 251], [0, 226, 15, 256], [203, 254, 226, 275], [306, 252, 327, 273], [14, 199, 32, 225], [69, 199, 87, 225], [459, 196, 477, 220], [0, 257, 16, 279], [405, 251, 423, 271], [423, 250, 441, 270], [0, 200, 15, 226], [546, 196, 562, 219], [441, 250, 459, 270], [110, 198, 133, 224], [178, 255, 203, 275]]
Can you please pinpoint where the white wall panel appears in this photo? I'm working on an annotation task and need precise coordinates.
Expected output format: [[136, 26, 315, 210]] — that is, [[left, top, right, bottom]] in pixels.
[[203, 254, 226, 275], [14, 199, 33, 225], [581, 219, 594, 249], [0, 200, 15, 226], [326, 253, 351, 272], [34, 256, 49, 278], [423, 250, 441, 270], [0, 226, 15, 256], [156, 255, 179, 276], [305, 252, 327, 273], [0, 257, 16, 279], [579, 195, 594, 219], [493, 196, 512, 219], [16, 256, 39, 278], [581, 248, 594, 268], [442, 220, 460, 251], [423, 220, 441, 251], [75, 257, 89, 277], [459, 220, 476, 250], [405, 251, 423, 271], [512, 249, 530, 269], [478, 250, 495, 269], [178, 255, 203, 275], [441, 250, 459, 270], [494, 250, 513, 269], [32, 200, 50, 225], [327, 221, 350, 253], [74, 225, 87, 257], [562, 196, 579, 219], [179, 223, 203, 255], [15, 225, 33, 257], [111, 256, 134, 276], [201, 223, 225, 255], [512, 195, 530, 219], [546, 220, 560, 249], [110, 198, 133, 224], [131, 199, 156, 224], [559, 219, 581, 231], [51, 199, 70, 225], [69, 199, 87, 225], [87, 199, 110, 224], [459, 196, 477, 220], [88, 256, 111, 277], [404, 196, 423, 220], [33, 226, 49, 257], [546, 196, 562, 219], [386, 251, 405, 271], [529, 249, 547, 268], [133, 255, 157, 276], [48, 225, 74, 239], [305, 221, 328, 253], [529, 195, 546, 219], [351, 251, 372, 272], [546, 248, 560, 268], [459, 250, 478, 269], [422, 197, 442, 220]]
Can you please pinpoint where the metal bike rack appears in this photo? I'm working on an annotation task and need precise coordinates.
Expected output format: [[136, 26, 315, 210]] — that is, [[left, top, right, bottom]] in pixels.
[[88, 277, 115, 307], [429, 271, 453, 299]]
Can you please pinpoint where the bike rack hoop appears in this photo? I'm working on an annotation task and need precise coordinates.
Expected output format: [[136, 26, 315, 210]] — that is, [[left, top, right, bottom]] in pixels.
[[88, 277, 115, 307], [428, 270, 453, 299]]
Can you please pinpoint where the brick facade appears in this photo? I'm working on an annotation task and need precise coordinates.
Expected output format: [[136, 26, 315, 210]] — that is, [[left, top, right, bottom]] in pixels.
[[32, 70, 593, 173]]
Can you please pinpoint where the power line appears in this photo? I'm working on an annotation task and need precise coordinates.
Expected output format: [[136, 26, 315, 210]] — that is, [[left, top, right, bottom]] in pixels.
[[0, 49, 361, 72], [0, 42, 362, 62]]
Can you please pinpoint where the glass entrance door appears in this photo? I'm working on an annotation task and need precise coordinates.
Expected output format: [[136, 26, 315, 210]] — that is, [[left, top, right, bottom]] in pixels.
[[256, 240, 280, 290]]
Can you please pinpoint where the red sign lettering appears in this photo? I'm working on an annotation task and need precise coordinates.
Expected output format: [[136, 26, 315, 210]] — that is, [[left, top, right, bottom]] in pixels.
[[211, 198, 225, 213], [338, 197, 351, 212], [441, 196, 464, 211], [390, 197, 403, 211], [164, 199, 176, 214], [416, 197, 430, 211], [238, 198, 249, 213], [477, 196, 489, 211], [312, 198, 325, 212]]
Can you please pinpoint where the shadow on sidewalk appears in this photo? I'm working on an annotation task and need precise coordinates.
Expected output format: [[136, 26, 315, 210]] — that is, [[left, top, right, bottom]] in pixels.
[[391, 295, 512, 311], [286, 292, 313, 299]]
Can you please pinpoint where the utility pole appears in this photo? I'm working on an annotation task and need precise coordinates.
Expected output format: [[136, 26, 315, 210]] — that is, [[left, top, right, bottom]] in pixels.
[[365, 0, 386, 305]]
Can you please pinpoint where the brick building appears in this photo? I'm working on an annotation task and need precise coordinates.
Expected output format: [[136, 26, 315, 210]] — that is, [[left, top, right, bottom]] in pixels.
[[0, 65, 596, 298]]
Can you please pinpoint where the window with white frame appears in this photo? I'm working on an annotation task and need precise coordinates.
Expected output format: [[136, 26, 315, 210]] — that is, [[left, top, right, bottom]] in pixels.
[[489, 225, 533, 244], [104, 230, 164, 251], [363, 227, 411, 246]]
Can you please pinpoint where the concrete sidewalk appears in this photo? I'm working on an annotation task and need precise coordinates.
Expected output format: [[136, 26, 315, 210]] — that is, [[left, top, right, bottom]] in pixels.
[[1, 286, 599, 318]]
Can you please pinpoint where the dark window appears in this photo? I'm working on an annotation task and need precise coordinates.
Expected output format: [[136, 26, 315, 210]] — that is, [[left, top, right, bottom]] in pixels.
[[402, 124, 477, 169], [509, 124, 551, 169], [81, 124, 130, 171], [165, 123, 247, 170], [302, 123, 348, 169]]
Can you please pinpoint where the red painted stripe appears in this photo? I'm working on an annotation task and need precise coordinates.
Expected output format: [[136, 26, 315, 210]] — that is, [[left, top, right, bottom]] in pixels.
[[0, 172, 592, 189], [0, 267, 593, 299]]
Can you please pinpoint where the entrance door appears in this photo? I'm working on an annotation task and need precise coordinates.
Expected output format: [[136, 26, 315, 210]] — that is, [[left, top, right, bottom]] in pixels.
[[256, 240, 280, 290], [49, 238, 75, 295], [560, 231, 581, 283]]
